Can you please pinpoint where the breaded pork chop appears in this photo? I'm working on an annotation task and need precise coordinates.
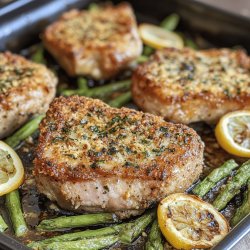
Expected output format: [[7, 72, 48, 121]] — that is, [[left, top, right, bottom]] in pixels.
[[34, 96, 204, 217], [132, 48, 250, 124], [43, 3, 142, 80], [0, 52, 57, 139]]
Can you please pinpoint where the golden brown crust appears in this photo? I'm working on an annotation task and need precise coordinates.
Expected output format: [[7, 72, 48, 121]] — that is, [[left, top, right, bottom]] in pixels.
[[0, 52, 57, 138], [132, 48, 250, 124], [43, 3, 142, 79], [34, 96, 204, 182]]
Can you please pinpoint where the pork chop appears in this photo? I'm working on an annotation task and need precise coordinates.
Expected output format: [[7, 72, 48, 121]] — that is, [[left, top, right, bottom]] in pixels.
[[34, 96, 204, 217], [0, 52, 57, 139], [43, 3, 142, 80], [132, 48, 250, 124]]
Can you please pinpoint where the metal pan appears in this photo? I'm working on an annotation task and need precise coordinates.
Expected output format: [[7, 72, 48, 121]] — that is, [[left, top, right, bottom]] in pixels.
[[0, 0, 249, 249]]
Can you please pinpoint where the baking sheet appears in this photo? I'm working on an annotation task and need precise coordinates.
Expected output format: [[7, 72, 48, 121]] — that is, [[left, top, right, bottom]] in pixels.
[[0, 0, 249, 249]]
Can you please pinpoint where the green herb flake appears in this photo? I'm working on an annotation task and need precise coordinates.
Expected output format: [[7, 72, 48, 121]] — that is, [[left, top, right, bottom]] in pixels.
[[108, 147, 117, 155], [89, 125, 100, 133], [64, 154, 77, 159], [52, 136, 64, 143], [159, 126, 168, 133]]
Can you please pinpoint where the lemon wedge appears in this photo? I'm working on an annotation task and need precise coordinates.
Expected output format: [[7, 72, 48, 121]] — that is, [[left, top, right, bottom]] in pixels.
[[139, 23, 184, 49], [0, 141, 24, 196], [215, 111, 250, 157], [158, 193, 229, 249]]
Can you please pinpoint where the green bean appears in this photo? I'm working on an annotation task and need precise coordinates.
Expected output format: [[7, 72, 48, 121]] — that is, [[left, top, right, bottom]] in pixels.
[[31, 45, 46, 64], [88, 3, 99, 11], [193, 159, 238, 197], [143, 46, 154, 56], [185, 38, 199, 49], [137, 55, 149, 63], [28, 225, 123, 249], [30, 212, 156, 248], [145, 219, 164, 250], [108, 92, 132, 108], [4, 114, 45, 148], [213, 160, 250, 210], [119, 211, 155, 244], [0, 214, 8, 232], [230, 179, 250, 227], [3, 117, 42, 238], [37, 213, 118, 231], [77, 77, 88, 90], [36, 235, 119, 250], [5, 190, 28, 237], [160, 13, 180, 31], [61, 80, 131, 98]]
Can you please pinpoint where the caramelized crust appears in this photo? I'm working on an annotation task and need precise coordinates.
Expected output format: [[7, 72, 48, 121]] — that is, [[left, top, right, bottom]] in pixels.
[[35, 96, 203, 182], [43, 3, 142, 79], [0, 52, 57, 138], [132, 48, 250, 124], [34, 96, 204, 215]]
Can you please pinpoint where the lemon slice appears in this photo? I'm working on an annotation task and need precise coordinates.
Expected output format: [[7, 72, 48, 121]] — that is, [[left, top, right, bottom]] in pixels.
[[215, 111, 250, 157], [158, 193, 229, 249], [139, 23, 184, 49], [0, 141, 24, 196]]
